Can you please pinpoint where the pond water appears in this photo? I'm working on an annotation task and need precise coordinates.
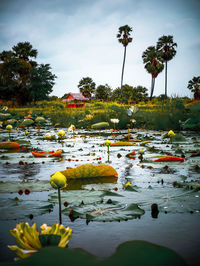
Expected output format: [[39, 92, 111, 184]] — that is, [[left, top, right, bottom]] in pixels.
[[0, 128, 200, 265]]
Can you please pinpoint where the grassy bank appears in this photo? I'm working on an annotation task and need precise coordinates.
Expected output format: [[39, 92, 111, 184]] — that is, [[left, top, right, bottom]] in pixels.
[[1, 98, 199, 131]]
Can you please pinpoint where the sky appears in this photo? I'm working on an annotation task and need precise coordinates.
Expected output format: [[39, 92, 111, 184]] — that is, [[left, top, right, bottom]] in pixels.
[[0, 0, 200, 98]]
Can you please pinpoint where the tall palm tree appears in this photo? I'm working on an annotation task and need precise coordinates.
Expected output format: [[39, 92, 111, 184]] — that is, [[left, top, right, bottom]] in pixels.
[[78, 77, 96, 98], [156, 35, 177, 97], [187, 76, 200, 99], [117, 25, 133, 93], [142, 46, 164, 100]]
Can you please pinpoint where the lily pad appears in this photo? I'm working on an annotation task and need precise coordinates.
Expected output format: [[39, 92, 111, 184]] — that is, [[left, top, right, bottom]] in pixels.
[[0, 198, 54, 220], [0, 180, 52, 193], [91, 122, 109, 129], [0, 241, 187, 266], [49, 190, 104, 206], [21, 119, 34, 126], [64, 202, 145, 222]]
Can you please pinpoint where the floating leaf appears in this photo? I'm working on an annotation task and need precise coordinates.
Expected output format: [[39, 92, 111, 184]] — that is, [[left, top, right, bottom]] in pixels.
[[21, 119, 34, 126], [64, 202, 145, 222], [91, 122, 109, 129], [0, 198, 54, 220], [111, 142, 133, 146], [60, 164, 118, 180], [154, 156, 184, 162], [0, 142, 20, 149], [49, 190, 104, 205]]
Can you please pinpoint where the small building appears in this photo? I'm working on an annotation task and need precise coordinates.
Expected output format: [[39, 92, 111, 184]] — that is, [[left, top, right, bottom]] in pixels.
[[62, 93, 90, 108]]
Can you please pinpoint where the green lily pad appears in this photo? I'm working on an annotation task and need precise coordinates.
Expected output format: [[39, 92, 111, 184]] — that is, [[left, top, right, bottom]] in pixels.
[[0, 180, 52, 193], [0, 241, 187, 266], [21, 119, 34, 126], [35, 116, 46, 124], [0, 198, 54, 220], [91, 122, 109, 129], [64, 202, 145, 222], [0, 113, 12, 121], [49, 190, 104, 206]]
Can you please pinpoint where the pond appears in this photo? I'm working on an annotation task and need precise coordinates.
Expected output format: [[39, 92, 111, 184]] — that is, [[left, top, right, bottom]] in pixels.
[[0, 128, 200, 265]]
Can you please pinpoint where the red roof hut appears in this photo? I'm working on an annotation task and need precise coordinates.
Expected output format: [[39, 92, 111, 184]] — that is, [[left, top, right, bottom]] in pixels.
[[62, 93, 90, 108]]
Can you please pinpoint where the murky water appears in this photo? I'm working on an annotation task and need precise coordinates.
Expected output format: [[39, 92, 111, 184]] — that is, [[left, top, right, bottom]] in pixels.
[[0, 128, 200, 265]]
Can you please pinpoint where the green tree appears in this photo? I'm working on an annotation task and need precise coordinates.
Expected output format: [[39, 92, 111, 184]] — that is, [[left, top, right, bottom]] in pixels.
[[187, 76, 200, 100], [95, 84, 112, 101], [112, 84, 134, 104], [0, 42, 56, 105], [28, 64, 56, 103], [77, 77, 96, 98], [156, 35, 177, 97], [117, 25, 133, 93], [142, 46, 164, 100], [132, 86, 148, 103]]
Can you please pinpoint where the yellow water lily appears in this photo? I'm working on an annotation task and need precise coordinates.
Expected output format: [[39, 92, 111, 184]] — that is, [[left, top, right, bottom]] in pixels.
[[168, 130, 175, 138], [50, 171, 67, 189], [45, 133, 52, 140], [57, 129, 66, 138], [105, 139, 111, 146], [6, 124, 12, 131], [138, 148, 145, 154], [68, 124, 75, 132], [124, 181, 133, 188], [8, 222, 72, 259]]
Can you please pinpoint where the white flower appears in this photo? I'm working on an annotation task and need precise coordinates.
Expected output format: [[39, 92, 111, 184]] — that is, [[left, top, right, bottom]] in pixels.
[[110, 119, 119, 124]]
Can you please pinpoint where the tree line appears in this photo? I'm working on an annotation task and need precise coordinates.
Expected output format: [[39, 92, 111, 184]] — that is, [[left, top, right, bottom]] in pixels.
[[0, 28, 199, 106]]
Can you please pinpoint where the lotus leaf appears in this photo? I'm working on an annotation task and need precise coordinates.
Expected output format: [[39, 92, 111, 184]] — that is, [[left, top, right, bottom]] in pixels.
[[0, 113, 12, 120], [60, 164, 118, 180], [49, 190, 104, 205], [0, 180, 52, 193], [111, 142, 133, 146], [91, 122, 109, 129], [0, 198, 54, 220], [64, 202, 145, 222], [0, 240, 187, 266], [0, 142, 20, 149], [21, 119, 34, 126], [35, 117, 46, 124], [5, 119, 18, 125]]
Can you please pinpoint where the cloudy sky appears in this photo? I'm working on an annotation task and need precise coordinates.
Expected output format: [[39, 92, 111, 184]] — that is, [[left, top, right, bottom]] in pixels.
[[0, 0, 199, 98]]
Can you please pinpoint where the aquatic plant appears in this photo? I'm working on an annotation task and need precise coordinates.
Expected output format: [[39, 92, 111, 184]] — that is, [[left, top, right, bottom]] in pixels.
[[6, 124, 12, 140], [105, 139, 111, 162], [8, 222, 72, 259]]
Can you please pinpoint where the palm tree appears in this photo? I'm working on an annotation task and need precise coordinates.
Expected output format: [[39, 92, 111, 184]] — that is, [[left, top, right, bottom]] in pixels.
[[117, 25, 133, 93], [156, 35, 177, 97], [142, 46, 164, 100], [187, 76, 200, 100], [12, 42, 38, 60], [78, 77, 96, 98]]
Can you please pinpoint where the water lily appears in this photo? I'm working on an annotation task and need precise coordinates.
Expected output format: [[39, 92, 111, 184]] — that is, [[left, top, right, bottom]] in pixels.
[[57, 129, 66, 138], [110, 119, 119, 124], [105, 139, 111, 162], [50, 171, 67, 189], [6, 124, 12, 140], [8, 222, 72, 259], [50, 171, 67, 224], [168, 130, 175, 138], [138, 149, 145, 162], [131, 119, 136, 123], [45, 133, 52, 140], [68, 124, 75, 137]]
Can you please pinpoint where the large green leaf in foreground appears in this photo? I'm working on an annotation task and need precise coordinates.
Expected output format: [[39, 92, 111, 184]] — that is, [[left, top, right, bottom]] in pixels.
[[0, 198, 54, 220], [63, 202, 145, 222], [0, 240, 187, 266]]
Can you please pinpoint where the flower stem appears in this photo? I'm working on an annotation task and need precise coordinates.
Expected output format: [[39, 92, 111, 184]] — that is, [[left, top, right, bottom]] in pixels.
[[58, 188, 62, 224]]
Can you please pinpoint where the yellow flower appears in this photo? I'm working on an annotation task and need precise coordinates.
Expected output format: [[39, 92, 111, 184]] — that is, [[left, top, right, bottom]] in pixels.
[[138, 149, 145, 154], [57, 130, 65, 138], [105, 139, 111, 146], [8, 222, 72, 259], [50, 171, 67, 189], [68, 124, 75, 132], [45, 133, 51, 140], [6, 124, 12, 131], [168, 130, 175, 138], [124, 181, 133, 188]]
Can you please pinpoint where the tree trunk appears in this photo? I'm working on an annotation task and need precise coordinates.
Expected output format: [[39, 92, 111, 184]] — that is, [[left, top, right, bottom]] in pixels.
[[165, 61, 167, 97], [121, 46, 127, 93], [150, 77, 155, 100]]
